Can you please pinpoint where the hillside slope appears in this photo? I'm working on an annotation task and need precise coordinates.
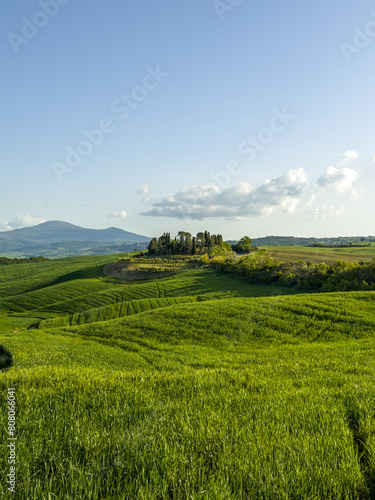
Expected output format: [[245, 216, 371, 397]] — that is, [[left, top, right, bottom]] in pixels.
[[1, 254, 375, 499], [0, 221, 151, 258], [0, 221, 150, 244]]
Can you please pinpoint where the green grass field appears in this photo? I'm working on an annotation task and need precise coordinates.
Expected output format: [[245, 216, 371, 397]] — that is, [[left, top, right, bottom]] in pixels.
[[1, 253, 375, 499], [263, 242, 375, 264]]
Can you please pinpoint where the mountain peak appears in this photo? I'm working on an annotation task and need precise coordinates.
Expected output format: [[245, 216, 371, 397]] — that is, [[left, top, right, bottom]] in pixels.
[[0, 220, 150, 245], [37, 220, 82, 229]]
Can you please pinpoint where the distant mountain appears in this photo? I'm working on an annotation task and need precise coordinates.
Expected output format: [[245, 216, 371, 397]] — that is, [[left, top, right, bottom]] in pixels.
[[0, 221, 151, 258], [0, 221, 150, 245]]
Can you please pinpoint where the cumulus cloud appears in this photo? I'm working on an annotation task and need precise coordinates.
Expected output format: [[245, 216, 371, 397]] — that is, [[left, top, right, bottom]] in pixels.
[[341, 150, 358, 164], [134, 185, 149, 195], [141, 168, 308, 220], [306, 194, 315, 207], [317, 166, 358, 195], [107, 210, 128, 219], [371, 155, 375, 163], [305, 205, 345, 221], [134, 184, 153, 203], [0, 215, 46, 231]]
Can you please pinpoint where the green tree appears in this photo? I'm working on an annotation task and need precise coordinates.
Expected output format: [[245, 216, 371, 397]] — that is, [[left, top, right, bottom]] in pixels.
[[192, 237, 197, 255], [231, 236, 253, 253], [196, 232, 204, 250], [148, 238, 158, 255]]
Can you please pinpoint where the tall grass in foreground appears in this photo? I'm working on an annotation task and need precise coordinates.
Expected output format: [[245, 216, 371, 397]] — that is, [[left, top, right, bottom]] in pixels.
[[1, 331, 375, 498], [1, 254, 375, 498]]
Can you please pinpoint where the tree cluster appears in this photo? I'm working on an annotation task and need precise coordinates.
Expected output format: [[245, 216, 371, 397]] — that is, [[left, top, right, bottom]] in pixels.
[[148, 231, 225, 256], [231, 236, 253, 253], [209, 252, 375, 292]]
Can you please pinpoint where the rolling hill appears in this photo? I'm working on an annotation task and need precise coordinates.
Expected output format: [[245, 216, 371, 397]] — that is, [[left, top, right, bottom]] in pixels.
[[0, 221, 151, 258], [1, 253, 375, 498]]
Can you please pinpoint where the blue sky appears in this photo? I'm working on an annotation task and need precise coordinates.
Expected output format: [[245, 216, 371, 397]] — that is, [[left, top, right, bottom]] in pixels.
[[1, 0, 375, 239]]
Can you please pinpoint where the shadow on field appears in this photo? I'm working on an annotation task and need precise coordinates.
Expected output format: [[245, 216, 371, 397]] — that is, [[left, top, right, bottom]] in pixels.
[[49, 265, 107, 285], [0, 345, 13, 371], [11, 264, 109, 296]]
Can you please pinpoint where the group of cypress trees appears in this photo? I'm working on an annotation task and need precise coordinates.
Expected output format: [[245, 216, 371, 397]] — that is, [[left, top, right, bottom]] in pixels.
[[148, 231, 224, 256]]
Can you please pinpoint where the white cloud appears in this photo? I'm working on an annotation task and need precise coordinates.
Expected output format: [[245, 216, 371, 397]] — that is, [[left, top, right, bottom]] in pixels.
[[134, 185, 149, 195], [141, 168, 308, 220], [0, 215, 46, 231], [317, 166, 359, 195], [134, 185, 153, 203], [107, 210, 128, 219], [305, 205, 345, 220], [371, 155, 375, 163], [306, 194, 315, 207], [341, 150, 358, 164]]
